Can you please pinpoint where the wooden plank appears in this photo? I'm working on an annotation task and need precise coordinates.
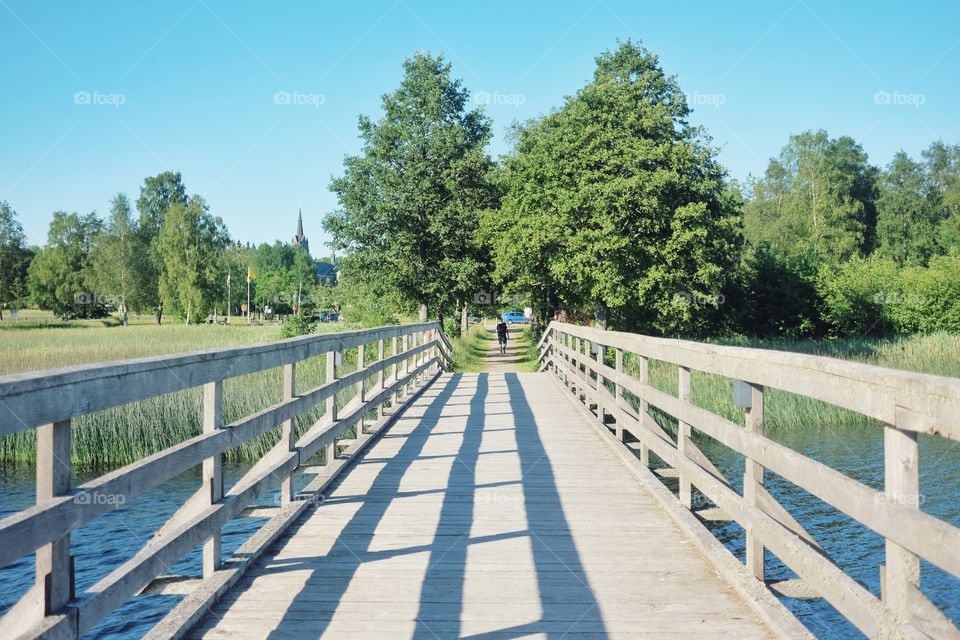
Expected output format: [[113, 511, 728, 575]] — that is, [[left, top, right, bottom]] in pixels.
[[144, 368, 440, 640], [35, 420, 72, 617], [190, 373, 783, 640]]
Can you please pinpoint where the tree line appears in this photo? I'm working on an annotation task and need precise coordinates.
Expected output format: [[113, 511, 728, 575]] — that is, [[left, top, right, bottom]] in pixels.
[[324, 41, 960, 338], [3, 39, 958, 337], [0, 171, 330, 323]]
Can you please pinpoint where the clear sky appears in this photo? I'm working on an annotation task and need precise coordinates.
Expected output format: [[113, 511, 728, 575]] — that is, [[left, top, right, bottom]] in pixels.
[[2, 1, 958, 251]]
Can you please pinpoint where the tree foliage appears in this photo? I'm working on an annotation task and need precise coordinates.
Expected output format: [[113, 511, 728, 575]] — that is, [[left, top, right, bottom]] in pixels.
[[27, 211, 104, 318], [487, 40, 741, 336], [0, 201, 33, 316], [157, 196, 230, 323], [324, 52, 497, 324], [744, 130, 878, 265]]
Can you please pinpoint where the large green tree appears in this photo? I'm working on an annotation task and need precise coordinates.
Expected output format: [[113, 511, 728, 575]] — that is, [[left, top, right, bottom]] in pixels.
[[488, 41, 741, 336], [0, 201, 33, 318], [744, 130, 878, 264], [875, 152, 940, 264], [90, 193, 148, 323], [324, 52, 497, 326], [28, 211, 104, 318], [137, 171, 189, 308], [157, 196, 230, 323]]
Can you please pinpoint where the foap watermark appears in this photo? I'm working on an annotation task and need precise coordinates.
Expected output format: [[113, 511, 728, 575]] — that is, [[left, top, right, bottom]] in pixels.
[[686, 91, 726, 108], [75, 491, 126, 506], [873, 291, 927, 306], [673, 291, 726, 306], [270, 492, 327, 507], [273, 90, 326, 108], [474, 91, 526, 108], [74, 90, 126, 108], [873, 90, 925, 108], [74, 291, 122, 307], [475, 491, 523, 508], [875, 492, 925, 506]]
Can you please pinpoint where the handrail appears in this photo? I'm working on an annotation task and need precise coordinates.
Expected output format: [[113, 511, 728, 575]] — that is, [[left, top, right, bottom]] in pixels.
[[0, 322, 452, 639], [538, 321, 959, 640]]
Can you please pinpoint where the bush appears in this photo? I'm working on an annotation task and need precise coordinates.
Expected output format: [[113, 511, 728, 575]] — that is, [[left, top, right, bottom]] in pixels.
[[279, 314, 317, 338]]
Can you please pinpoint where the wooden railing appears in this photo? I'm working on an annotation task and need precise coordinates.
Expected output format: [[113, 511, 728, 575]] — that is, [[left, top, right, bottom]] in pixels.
[[538, 321, 959, 640], [0, 322, 452, 640]]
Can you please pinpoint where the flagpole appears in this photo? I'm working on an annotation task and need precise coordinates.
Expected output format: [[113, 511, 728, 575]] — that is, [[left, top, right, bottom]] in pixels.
[[227, 272, 231, 324], [247, 276, 251, 324]]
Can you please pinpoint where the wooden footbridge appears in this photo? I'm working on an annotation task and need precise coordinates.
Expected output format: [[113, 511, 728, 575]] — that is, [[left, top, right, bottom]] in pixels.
[[1, 322, 958, 639]]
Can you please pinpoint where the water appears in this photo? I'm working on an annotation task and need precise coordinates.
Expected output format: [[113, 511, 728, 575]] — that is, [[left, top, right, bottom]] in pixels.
[[0, 464, 314, 639], [687, 423, 960, 638], [1, 428, 958, 639]]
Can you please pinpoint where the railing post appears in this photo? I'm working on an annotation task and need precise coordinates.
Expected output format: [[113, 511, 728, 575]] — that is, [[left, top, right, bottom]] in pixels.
[[882, 424, 920, 616], [357, 343, 366, 432], [393, 335, 401, 407], [743, 382, 765, 582], [638, 356, 649, 466], [677, 366, 692, 508], [595, 342, 605, 425], [614, 348, 624, 441], [573, 337, 582, 401], [377, 338, 385, 420], [326, 350, 337, 464], [280, 365, 297, 506], [36, 419, 73, 615], [202, 381, 224, 575]]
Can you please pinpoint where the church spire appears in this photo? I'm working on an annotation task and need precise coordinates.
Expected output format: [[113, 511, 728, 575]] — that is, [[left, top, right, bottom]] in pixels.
[[293, 209, 309, 256]]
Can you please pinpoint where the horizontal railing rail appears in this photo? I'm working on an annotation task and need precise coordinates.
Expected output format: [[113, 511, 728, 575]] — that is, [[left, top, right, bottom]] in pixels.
[[0, 322, 452, 640], [538, 321, 959, 640]]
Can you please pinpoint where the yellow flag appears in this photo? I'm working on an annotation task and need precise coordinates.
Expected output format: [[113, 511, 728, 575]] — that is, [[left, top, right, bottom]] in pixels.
[[247, 266, 255, 282]]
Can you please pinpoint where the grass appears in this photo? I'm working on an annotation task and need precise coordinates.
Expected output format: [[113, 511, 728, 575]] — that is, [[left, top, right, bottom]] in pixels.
[[450, 322, 541, 372], [450, 324, 491, 372], [0, 322, 375, 469]]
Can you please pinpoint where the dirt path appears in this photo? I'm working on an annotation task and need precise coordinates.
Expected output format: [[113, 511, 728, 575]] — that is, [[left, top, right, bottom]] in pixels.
[[482, 324, 526, 373]]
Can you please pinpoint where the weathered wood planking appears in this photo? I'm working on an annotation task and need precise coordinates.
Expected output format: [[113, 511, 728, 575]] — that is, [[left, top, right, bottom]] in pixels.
[[188, 373, 789, 640], [541, 322, 960, 640], [2, 323, 451, 640]]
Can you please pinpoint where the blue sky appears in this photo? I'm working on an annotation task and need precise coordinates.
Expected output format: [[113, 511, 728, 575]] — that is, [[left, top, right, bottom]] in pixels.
[[2, 1, 958, 251]]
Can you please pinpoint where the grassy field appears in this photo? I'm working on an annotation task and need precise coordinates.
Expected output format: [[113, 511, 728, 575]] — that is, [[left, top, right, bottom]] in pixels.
[[0, 322, 369, 468]]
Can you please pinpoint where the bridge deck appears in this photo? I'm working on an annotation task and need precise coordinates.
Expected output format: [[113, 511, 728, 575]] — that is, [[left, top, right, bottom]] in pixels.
[[189, 372, 773, 639]]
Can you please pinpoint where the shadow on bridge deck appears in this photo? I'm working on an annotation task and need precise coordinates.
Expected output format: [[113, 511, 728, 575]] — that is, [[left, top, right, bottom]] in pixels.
[[191, 372, 772, 639]]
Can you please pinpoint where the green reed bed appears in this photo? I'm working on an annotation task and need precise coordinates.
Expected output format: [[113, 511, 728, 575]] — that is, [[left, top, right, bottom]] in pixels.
[[0, 323, 377, 469]]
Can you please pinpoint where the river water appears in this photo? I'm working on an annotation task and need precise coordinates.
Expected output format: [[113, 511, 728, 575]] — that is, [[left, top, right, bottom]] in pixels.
[[1, 426, 957, 638]]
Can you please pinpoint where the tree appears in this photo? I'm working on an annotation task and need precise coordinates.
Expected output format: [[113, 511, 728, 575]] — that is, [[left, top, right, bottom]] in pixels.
[[488, 40, 741, 336], [28, 211, 104, 318], [324, 52, 497, 326], [157, 196, 230, 323], [0, 201, 33, 318], [922, 141, 960, 253], [248, 241, 317, 313], [875, 152, 941, 265], [90, 193, 147, 323], [744, 130, 878, 264], [136, 171, 189, 308]]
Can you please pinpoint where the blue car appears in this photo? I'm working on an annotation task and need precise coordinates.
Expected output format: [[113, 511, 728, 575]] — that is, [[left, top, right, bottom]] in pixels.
[[501, 311, 526, 324]]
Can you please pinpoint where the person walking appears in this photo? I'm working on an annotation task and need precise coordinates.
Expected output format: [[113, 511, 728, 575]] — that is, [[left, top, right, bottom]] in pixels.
[[496, 318, 509, 355]]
